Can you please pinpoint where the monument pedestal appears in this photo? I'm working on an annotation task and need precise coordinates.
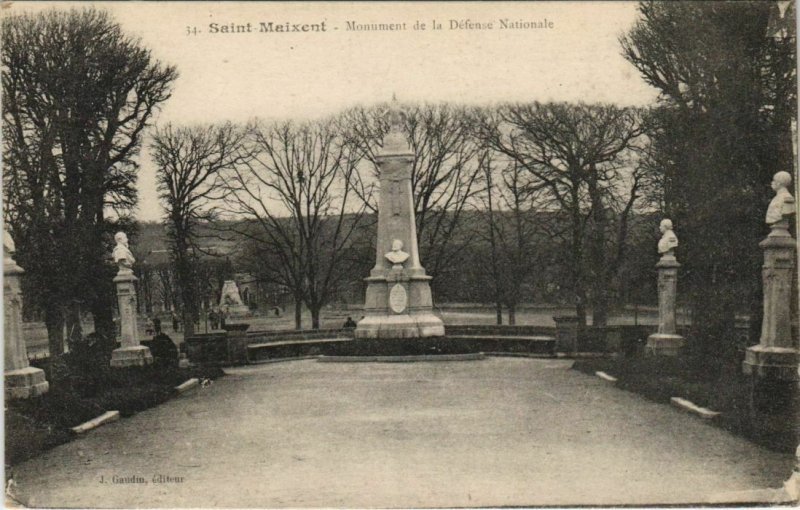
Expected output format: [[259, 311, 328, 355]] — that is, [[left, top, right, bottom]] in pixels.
[[743, 220, 798, 378], [110, 345, 154, 368], [356, 271, 444, 339], [4, 244, 49, 399], [645, 333, 685, 357], [6, 367, 50, 399], [646, 253, 684, 356], [742, 219, 799, 450], [111, 270, 152, 367]]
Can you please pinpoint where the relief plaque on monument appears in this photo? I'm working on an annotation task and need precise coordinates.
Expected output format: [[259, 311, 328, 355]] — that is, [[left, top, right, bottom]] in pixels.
[[389, 284, 408, 314]]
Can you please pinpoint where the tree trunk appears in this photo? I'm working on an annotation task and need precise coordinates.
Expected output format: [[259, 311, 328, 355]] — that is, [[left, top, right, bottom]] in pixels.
[[310, 305, 321, 330], [65, 299, 83, 350], [92, 273, 116, 340], [587, 174, 609, 328], [174, 240, 198, 338], [575, 286, 588, 330], [592, 291, 609, 328], [183, 309, 195, 338], [294, 296, 303, 330], [495, 303, 503, 325], [45, 308, 65, 357], [507, 304, 516, 326]]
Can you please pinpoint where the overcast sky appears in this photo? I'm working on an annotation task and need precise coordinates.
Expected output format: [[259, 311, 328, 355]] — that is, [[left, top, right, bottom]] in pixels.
[[11, 1, 659, 222]]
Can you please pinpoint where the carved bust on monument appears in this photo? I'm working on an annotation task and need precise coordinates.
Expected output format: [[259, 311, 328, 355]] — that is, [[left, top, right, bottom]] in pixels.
[[657, 219, 679, 255], [765, 171, 796, 225], [385, 239, 410, 269], [112, 232, 136, 274]]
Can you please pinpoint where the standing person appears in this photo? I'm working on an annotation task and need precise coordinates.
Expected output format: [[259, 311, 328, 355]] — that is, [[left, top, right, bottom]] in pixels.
[[172, 311, 180, 332], [220, 308, 227, 330]]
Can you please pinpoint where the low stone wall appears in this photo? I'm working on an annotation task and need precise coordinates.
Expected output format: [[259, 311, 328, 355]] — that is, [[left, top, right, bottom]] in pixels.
[[445, 324, 555, 337], [187, 320, 756, 365], [185, 328, 356, 366]]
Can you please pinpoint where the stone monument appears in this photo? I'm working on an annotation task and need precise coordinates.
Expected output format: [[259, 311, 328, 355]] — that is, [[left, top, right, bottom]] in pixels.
[[4, 238, 49, 399], [645, 218, 685, 356], [219, 280, 250, 316], [355, 101, 445, 339], [110, 232, 153, 367], [743, 171, 798, 380]]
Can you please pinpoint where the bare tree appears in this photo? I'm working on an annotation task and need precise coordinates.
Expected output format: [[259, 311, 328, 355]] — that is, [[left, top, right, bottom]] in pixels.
[[151, 122, 251, 336], [475, 103, 649, 328], [477, 150, 504, 324], [3, 8, 177, 353], [224, 119, 367, 329], [477, 152, 553, 325], [341, 102, 485, 283]]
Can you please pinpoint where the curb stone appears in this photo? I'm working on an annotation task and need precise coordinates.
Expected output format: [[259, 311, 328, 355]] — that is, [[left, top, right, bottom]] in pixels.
[[175, 378, 199, 394], [670, 397, 720, 419], [595, 371, 618, 382], [71, 411, 120, 434]]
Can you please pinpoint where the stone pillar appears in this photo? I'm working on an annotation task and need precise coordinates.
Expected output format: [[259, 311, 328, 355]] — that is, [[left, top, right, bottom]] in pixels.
[[355, 102, 444, 339], [743, 218, 799, 380], [553, 316, 580, 353], [4, 245, 49, 399], [646, 251, 685, 356], [110, 269, 153, 367]]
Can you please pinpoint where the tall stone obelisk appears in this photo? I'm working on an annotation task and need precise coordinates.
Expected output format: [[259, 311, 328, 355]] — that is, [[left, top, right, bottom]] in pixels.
[[355, 102, 445, 339], [4, 239, 49, 399], [110, 232, 153, 367], [646, 219, 685, 356]]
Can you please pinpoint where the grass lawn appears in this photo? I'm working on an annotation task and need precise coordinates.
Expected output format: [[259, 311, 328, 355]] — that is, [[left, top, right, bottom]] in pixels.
[[572, 355, 799, 453], [6, 351, 224, 467]]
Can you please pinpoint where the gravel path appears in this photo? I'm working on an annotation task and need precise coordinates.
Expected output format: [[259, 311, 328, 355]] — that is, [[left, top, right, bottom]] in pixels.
[[9, 358, 793, 507]]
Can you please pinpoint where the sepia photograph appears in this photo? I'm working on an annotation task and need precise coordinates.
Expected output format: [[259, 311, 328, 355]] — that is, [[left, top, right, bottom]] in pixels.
[[2, 1, 799, 507]]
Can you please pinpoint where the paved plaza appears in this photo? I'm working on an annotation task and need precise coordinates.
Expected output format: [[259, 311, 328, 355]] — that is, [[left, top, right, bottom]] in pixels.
[[9, 358, 794, 508]]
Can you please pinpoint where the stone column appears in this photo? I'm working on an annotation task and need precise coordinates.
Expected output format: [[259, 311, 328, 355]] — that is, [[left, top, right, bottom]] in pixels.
[[646, 251, 685, 356], [355, 102, 444, 339], [742, 217, 799, 380], [553, 316, 580, 353], [110, 269, 153, 367], [4, 245, 49, 399]]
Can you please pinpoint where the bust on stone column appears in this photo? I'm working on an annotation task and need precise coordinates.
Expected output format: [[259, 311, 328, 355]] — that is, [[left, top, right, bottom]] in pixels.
[[743, 171, 798, 381], [110, 231, 153, 367], [657, 219, 679, 257], [766, 171, 796, 226], [113, 232, 136, 275], [646, 218, 684, 356]]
